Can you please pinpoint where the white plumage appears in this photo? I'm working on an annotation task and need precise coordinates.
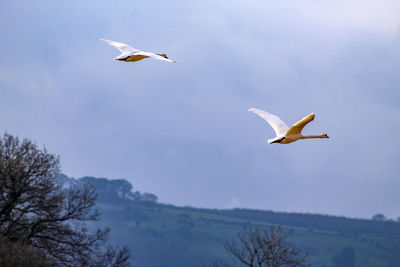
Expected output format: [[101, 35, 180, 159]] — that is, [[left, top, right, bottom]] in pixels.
[[248, 108, 329, 144], [100, 39, 178, 63]]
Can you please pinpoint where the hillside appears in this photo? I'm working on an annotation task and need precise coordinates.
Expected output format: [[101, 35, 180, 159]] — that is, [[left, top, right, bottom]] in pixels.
[[60, 175, 400, 267]]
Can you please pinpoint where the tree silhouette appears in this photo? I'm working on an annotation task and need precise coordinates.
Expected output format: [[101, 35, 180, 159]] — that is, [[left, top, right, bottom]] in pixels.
[[0, 133, 130, 266], [225, 226, 309, 267], [372, 214, 386, 221]]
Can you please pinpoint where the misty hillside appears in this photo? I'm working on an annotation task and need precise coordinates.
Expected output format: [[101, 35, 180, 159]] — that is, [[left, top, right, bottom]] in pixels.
[[59, 174, 400, 267]]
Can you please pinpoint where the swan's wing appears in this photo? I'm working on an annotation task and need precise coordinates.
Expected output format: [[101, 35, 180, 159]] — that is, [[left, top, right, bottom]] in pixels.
[[248, 108, 289, 137], [138, 51, 178, 63], [99, 39, 139, 53], [113, 52, 134, 60], [286, 113, 315, 135]]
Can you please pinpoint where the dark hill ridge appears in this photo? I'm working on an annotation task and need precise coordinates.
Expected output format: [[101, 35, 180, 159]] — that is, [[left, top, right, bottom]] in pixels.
[[58, 174, 400, 267]]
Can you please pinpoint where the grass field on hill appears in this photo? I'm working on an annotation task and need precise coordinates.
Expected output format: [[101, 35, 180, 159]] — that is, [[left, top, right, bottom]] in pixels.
[[95, 199, 400, 267]]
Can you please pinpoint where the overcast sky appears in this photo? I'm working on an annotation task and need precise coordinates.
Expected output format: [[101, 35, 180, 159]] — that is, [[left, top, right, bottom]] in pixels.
[[1, 0, 399, 219]]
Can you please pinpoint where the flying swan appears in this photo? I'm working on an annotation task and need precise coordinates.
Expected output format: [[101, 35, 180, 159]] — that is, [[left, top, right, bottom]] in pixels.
[[248, 108, 329, 144], [100, 38, 178, 63]]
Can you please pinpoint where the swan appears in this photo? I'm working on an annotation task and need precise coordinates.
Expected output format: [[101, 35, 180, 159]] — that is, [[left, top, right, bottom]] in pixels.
[[248, 108, 329, 144], [99, 39, 178, 63]]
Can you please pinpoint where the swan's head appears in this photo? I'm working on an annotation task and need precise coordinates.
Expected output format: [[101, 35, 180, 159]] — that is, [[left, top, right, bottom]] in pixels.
[[157, 53, 168, 59], [322, 134, 329, 138]]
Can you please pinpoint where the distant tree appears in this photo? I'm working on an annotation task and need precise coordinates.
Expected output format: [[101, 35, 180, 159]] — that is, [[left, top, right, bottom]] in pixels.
[[141, 192, 158, 202], [332, 246, 355, 267], [0, 133, 130, 267], [79, 177, 133, 201], [224, 226, 309, 267], [396, 216, 400, 223], [80, 176, 158, 203], [372, 214, 386, 221]]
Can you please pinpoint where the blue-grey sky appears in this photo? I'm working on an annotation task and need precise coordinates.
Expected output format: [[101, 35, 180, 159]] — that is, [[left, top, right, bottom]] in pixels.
[[1, 0, 399, 219]]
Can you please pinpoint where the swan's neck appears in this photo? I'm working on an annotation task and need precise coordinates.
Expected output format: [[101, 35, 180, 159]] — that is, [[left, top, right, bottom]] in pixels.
[[301, 134, 328, 139]]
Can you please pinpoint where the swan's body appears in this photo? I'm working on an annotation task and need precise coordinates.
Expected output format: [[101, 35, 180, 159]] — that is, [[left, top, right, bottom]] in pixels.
[[100, 39, 177, 63], [248, 108, 329, 144]]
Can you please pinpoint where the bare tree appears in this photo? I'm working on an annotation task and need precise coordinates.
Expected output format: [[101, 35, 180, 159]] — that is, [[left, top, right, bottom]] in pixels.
[[224, 226, 309, 267], [0, 133, 130, 266]]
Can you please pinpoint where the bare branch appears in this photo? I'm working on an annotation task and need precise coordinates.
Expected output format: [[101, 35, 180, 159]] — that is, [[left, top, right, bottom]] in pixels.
[[225, 226, 309, 267]]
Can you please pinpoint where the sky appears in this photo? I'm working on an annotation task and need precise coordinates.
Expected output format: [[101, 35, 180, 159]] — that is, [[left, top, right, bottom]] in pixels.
[[0, 0, 399, 219]]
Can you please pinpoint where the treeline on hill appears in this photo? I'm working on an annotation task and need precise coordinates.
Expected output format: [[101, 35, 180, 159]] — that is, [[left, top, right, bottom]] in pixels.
[[57, 174, 158, 203]]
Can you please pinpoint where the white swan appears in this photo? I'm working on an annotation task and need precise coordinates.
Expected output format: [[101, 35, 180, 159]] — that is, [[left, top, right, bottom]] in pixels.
[[248, 108, 329, 144], [100, 39, 178, 63]]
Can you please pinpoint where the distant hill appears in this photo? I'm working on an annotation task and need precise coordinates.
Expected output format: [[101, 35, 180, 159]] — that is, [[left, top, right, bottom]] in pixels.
[[58, 174, 400, 267]]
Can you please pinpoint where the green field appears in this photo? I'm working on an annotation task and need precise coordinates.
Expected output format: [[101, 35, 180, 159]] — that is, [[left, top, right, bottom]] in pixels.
[[94, 199, 400, 267]]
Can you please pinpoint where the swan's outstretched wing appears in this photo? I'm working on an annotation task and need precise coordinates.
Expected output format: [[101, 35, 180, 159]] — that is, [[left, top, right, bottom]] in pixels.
[[139, 51, 178, 63], [286, 113, 315, 135], [99, 39, 139, 53], [248, 108, 289, 137]]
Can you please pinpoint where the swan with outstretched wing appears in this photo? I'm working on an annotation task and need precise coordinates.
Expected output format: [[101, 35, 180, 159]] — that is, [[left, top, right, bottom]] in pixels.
[[248, 108, 329, 144], [100, 39, 178, 63]]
